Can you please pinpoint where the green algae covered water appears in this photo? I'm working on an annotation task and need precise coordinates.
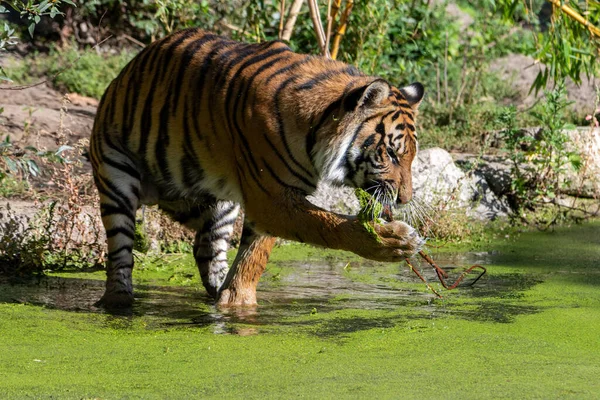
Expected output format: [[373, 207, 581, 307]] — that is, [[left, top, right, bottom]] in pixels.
[[1, 221, 599, 398]]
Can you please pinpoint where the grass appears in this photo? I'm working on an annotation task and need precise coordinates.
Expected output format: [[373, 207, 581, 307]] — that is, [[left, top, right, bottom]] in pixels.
[[6, 46, 135, 99], [1, 220, 599, 398]]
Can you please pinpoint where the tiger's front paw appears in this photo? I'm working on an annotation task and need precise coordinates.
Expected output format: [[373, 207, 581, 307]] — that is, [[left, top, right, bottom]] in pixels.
[[364, 220, 425, 261]]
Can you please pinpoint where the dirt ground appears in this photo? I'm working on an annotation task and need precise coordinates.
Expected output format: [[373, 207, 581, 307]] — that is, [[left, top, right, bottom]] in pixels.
[[491, 53, 599, 114], [0, 83, 97, 151]]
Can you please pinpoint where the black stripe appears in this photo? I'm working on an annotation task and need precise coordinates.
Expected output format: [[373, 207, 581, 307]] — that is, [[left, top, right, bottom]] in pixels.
[[105, 84, 119, 126], [262, 160, 306, 193], [362, 134, 376, 148], [125, 45, 157, 143], [171, 34, 219, 115], [207, 231, 232, 241], [195, 255, 213, 264], [190, 44, 221, 142], [273, 76, 315, 179], [264, 135, 316, 191], [213, 217, 238, 231], [157, 29, 199, 83], [100, 204, 135, 222], [295, 66, 361, 91], [105, 227, 135, 240], [237, 163, 270, 196], [264, 57, 312, 86], [225, 47, 291, 172], [95, 173, 136, 212], [212, 43, 256, 91], [156, 98, 173, 183], [108, 244, 133, 261], [139, 61, 163, 158], [340, 114, 381, 177], [100, 156, 140, 181], [306, 96, 343, 161], [181, 100, 204, 188], [239, 54, 289, 124], [248, 56, 312, 113]]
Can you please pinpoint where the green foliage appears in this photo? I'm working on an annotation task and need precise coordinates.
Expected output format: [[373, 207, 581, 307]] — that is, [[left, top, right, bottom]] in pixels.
[[354, 188, 384, 242], [133, 221, 150, 254], [498, 82, 582, 223], [495, 0, 600, 93], [7, 46, 134, 98], [0, 0, 75, 38], [0, 134, 74, 194], [161, 240, 193, 254], [0, 201, 103, 277]]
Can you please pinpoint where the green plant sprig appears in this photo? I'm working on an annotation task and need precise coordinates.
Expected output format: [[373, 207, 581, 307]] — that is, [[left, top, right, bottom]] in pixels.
[[354, 188, 385, 242]]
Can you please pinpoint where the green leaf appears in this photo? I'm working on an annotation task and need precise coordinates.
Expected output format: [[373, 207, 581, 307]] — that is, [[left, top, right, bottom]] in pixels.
[[27, 159, 40, 177], [34, 15, 41, 24], [38, 0, 51, 13], [62, 0, 77, 6], [5, 157, 18, 172], [568, 153, 582, 171], [56, 145, 73, 155], [28, 23, 35, 38]]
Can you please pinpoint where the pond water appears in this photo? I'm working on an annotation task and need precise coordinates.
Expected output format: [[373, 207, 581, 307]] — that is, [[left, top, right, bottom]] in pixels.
[[0, 246, 545, 335], [1, 221, 599, 398]]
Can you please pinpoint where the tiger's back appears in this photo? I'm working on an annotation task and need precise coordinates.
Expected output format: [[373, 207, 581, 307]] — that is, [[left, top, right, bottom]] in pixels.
[[91, 28, 426, 308]]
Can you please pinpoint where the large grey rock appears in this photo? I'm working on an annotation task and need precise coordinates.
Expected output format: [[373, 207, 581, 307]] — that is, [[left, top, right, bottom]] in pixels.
[[454, 154, 512, 197], [411, 148, 509, 219], [308, 147, 510, 220], [307, 184, 359, 215]]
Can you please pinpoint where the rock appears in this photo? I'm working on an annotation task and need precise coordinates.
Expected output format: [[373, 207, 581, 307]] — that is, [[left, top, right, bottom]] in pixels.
[[412, 148, 509, 219], [467, 170, 511, 219], [308, 147, 510, 220], [454, 154, 513, 198], [308, 183, 359, 215], [460, 127, 600, 199]]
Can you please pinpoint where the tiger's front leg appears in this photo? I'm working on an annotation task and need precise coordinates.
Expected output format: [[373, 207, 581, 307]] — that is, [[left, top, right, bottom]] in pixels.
[[244, 189, 425, 264], [217, 224, 276, 307]]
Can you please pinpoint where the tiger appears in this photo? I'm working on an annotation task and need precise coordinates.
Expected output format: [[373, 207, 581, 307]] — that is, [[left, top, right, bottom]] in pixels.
[[89, 28, 426, 308]]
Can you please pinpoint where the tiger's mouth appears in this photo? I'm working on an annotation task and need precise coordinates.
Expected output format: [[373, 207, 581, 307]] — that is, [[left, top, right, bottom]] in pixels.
[[363, 181, 398, 221]]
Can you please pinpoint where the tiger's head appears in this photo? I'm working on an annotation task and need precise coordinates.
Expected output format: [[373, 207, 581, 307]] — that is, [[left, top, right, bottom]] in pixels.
[[324, 79, 424, 209]]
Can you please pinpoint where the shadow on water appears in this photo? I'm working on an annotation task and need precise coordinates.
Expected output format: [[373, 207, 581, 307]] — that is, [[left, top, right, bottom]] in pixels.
[[0, 249, 544, 336]]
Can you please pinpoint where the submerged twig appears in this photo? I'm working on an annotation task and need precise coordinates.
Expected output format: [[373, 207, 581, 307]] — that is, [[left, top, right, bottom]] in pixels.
[[404, 251, 487, 297]]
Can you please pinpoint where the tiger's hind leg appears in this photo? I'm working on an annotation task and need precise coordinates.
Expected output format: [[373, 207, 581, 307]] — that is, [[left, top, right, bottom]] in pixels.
[[92, 140, 141, 308], [217, 224, 276, 307], [193, 202, 240, 298], [161, 200, 240, 298]]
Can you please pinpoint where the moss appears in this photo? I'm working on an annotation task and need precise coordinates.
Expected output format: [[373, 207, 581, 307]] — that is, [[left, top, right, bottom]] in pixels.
[[2, 221, 599, 398]]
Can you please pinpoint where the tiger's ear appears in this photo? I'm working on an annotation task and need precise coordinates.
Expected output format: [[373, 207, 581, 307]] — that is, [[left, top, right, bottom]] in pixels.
[[399, 82, 424, 109], [344, 79, 391, 111]]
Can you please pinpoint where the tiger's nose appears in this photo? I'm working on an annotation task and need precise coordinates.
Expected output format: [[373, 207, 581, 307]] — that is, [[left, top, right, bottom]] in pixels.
[[397, 191, 412, 205]]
